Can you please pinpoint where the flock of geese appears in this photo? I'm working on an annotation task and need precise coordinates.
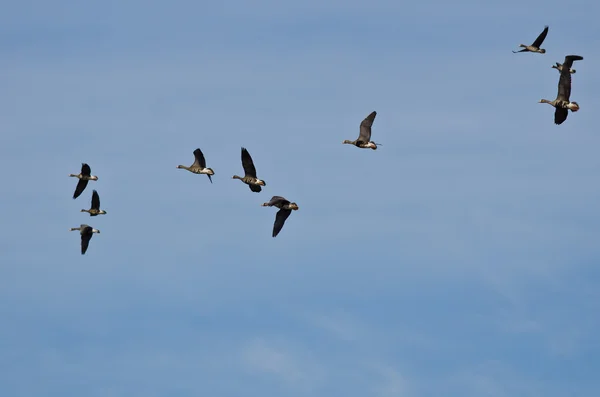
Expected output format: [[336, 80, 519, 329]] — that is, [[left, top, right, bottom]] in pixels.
[[67, 25, 583, 255], [513, 25, 584, 125]]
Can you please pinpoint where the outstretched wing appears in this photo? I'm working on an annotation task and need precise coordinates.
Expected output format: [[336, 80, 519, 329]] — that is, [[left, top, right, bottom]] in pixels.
[[249, 184, 262, 193], [207, 174, 212, 183], [264, 196, 287, 207], [91, 190, 100, 209], [81, 163, 91, 177], [554, 107, 568, 125], [557, 55, 583, 102], [358, 111, 377, 143], [193, 148, 207, 168], [557, 68, 572, 102], [531, 25, 549, 48], [73, 179, 89, 199], [81, 227, 93, 255], [241, 147, 258, 178], [273, 209, 292, 237], [562, 55, 583, 70]]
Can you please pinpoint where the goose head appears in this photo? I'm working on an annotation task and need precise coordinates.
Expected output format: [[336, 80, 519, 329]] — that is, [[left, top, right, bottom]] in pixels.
[[342, 140, 354, 144]]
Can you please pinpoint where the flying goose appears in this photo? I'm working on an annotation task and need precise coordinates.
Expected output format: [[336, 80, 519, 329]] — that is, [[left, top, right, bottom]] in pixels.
[[261, 196, 299, 237], [539, 55, 583, 125], [81, 190, 107, 216], [177, 148, 214, 183], [232, 147, 266, 192], [513, 25, 549, 53], [343, 111, 380, 150], [69, 163, 98, 199], [69, 224, 100, 255], [552, 62, 576, 74]]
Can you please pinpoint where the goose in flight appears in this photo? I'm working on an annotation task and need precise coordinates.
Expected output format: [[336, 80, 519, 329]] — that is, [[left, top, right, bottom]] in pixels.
[[177, 148, 214, 183], [552, 62, 576, 74], [232, 147, 266, 192], [343, 111, 380, 150], [69, 163, 98, 199], [69, 224, 100, 255], [513, 25, 549, 54], [81, 190, 107, 216], [261, 196, 299, 237], [539, 55, 583, 125]]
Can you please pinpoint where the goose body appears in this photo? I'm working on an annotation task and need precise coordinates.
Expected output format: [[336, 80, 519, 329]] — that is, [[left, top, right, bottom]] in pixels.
[[69, 163, 98, 199], [69, 224, 100, 255], [232, 147, 266, 192], [539, 55, 583, 125], [81, 190, 107, 216], [177, 148, 214, 183], [552, 62, 576, 74], [261, 196, 299, 237], [513, 25, 549, 54], [343, 111, 380, 150]]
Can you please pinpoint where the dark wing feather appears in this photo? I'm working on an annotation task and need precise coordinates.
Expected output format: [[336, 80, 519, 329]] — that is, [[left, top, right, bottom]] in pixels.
[[267, 196, 289, 207], [81, 226, 93, 255], [73, 179, 89, 199], [81, 163, 91, 176], [273, 209, 292, 237], [531, 25, 549, 48], [562, 55, 583, 70], [554, 107, 568, 125], [557, 68, 572, 102], [241, 147, 258, 178], [193, 148, 206, 168], [91, 190, 100, 210], [207, 174, 212, 183], [249, 184, 262, 193], [358, 111, 377, 142]]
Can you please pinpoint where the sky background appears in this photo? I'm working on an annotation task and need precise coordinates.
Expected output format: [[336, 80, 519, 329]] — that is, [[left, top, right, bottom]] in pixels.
[[1, 0, 600, 396]]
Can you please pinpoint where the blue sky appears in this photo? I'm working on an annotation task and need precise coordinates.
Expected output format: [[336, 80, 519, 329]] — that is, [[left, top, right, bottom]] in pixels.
[[1, 0, 600, 396]]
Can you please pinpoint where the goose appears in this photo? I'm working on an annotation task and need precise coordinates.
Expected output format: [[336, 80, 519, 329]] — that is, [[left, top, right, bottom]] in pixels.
[[177, 148, 214, 183], [552, 62, 576, 74], [513, 25, 548, 53], [539, 55, 583, 125], [69, 163, 98, 199], [343, 111, 380, 150], [261, 196, 299, 238], [232, 147, 266, 192], [69, 224, 100, 255], [81, 190, 107, 216]]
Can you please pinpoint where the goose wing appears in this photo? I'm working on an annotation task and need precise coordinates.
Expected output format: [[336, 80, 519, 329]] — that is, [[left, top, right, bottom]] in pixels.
[[358, 111, 377, 143], [193, 148, 207, 168], [73, 179, 89, 199], [554, 107, 568, 125], [266, 196, 289, 207], [273, 209, 292, 237], [249, 184, 262, 193], [557, 55, 583, 102], [91, 190, 100, 210], [81, 226, 94, 255], [562, 55, 583, 70], [81, 163, 91, 177], [531, 25, 549, 48], [241, 147, 258, 178]]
